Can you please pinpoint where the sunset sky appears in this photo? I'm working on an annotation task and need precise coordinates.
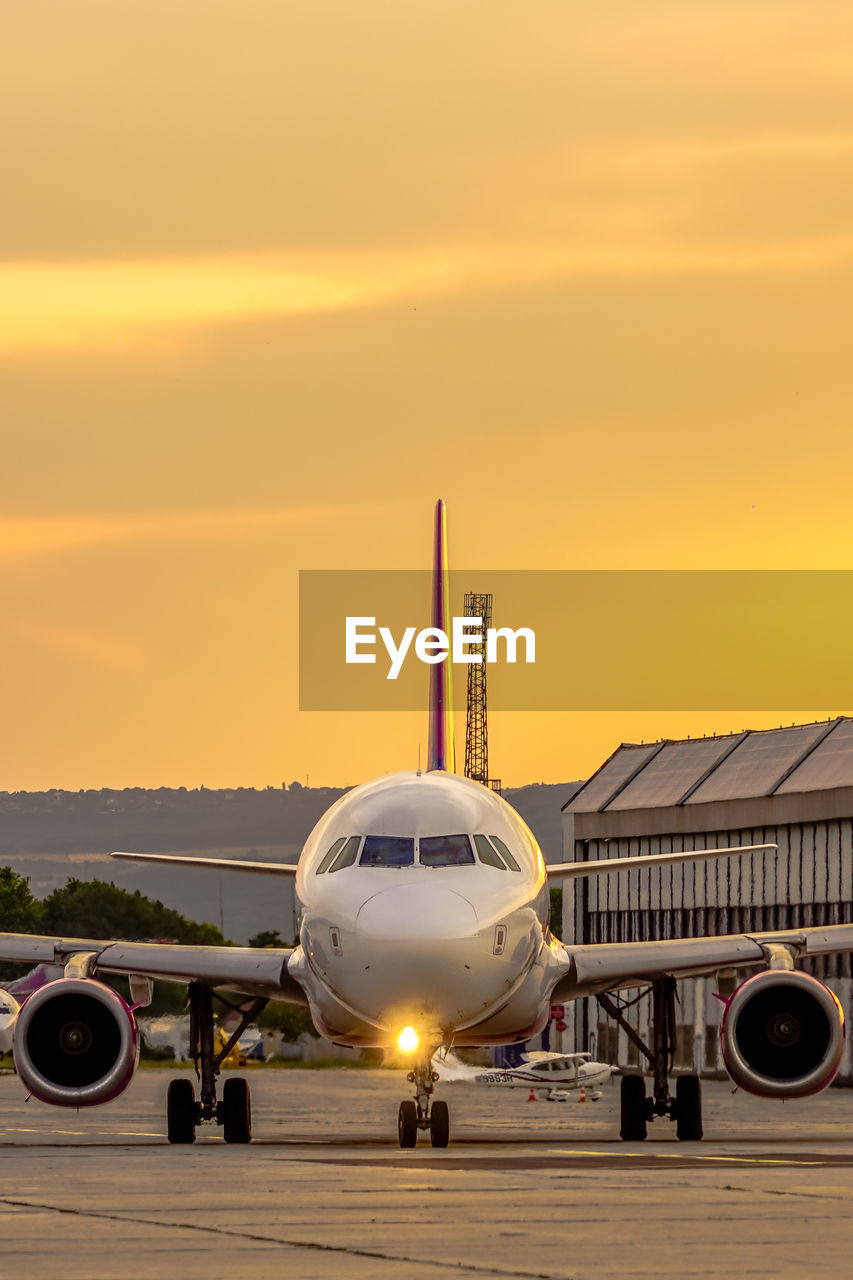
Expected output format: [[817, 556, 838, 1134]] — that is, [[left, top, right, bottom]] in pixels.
[[3, 1, 853, 791]]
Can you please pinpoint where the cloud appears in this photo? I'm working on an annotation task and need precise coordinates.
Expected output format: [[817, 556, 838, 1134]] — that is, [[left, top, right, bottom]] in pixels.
[[0, 257, 360, 353], [4, 227, 853, 355], [0, 252, 463, 354], [5, 618, 144, 672], [0, 506, 338, 560]]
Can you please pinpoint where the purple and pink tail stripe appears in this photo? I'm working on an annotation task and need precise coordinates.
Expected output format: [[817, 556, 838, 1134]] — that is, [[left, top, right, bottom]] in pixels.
[[427, 498, 455, 773]]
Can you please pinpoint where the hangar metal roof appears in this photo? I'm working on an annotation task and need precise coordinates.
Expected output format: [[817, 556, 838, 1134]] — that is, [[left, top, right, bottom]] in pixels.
[[564, 717, 851, 813], [774, 716, 853, 794], [564, 742, 661, 812]]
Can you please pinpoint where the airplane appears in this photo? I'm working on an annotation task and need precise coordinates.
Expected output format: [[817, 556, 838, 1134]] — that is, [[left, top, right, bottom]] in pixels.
[[1, 498, 853, 1147], [473, 1051, 615, 1101]]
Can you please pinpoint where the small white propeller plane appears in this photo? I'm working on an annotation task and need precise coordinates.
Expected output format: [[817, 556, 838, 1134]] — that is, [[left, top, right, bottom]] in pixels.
[[2, 500, 853, 1146], [474, 1051, 615, 1101]]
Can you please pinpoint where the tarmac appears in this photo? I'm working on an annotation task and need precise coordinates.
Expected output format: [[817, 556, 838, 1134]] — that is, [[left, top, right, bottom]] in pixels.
[[2, 1066, 853, 1280]]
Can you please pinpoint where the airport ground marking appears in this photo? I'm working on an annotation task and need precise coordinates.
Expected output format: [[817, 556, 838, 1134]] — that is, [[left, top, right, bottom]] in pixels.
[[0, 1194, 571, 1280], [0, 1127, 160, 1138], [548, 1148, 826, 1166]]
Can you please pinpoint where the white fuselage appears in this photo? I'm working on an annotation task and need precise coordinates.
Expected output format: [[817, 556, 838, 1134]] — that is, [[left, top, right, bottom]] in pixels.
[[288, 770, 566, 1052]]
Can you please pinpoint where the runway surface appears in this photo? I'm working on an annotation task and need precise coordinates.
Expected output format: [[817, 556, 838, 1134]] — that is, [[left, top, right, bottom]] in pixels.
[[2, 1067, 853, 1279]]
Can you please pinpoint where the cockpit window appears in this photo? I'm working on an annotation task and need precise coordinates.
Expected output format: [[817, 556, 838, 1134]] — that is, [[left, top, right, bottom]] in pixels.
[[419, 834, 475, 867], [328, 835, 361, 873], [316, 837, 346, 874], [488, 835, 522, 871], [360, 836, 415, 867], [474, 834, 507, 869]]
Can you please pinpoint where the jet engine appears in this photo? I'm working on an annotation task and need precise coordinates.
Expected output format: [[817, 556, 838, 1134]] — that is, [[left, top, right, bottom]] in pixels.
[[720, 969, 844, 1099], [0, 988, 21, 1055], [13, 978, 139, 1107]]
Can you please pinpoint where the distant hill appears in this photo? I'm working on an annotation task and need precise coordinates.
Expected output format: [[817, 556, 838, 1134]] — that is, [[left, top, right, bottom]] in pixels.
[[0, 780, 582, 942], [0, 784, 348, 857]]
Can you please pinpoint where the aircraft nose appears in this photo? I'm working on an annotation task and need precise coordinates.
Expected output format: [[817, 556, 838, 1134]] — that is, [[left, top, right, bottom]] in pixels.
[[356, 884, 478, 941]]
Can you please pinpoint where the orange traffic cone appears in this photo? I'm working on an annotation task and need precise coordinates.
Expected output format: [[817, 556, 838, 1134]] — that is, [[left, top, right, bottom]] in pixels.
[[579, 1086, 587, 1102], [527, 1088, 537, 1101]]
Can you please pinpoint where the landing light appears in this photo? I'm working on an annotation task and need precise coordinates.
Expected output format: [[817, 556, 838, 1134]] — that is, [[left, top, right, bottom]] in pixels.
[[397, 1026, 419, 1054]]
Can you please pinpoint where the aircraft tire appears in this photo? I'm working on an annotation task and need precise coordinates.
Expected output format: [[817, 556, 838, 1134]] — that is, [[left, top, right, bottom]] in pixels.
[[619, 1073, 648, 1142], [430, 1100, 450, 1148], [398, 1100, 417, 1148], [222, 1076, 252, 1144], [167, 1077, 196, 1145], [675, 1074, 703, 1142]]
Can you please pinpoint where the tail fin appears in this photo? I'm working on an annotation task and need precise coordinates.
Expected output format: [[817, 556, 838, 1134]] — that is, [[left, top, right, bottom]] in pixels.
[[427, 498, 455, 772]]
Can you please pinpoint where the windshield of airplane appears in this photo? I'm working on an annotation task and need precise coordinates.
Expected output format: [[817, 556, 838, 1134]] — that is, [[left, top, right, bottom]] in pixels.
[[473, 834, 506, 869], [419, 834, 475, 867], [316, 837, 346, 873], [488, 834, 522, 871], [350, 833, 519, 870], [360, 836, 415, 867], [327, 835, 361, 873]]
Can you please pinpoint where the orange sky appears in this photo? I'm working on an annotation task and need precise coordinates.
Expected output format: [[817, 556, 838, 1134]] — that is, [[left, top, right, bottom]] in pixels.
[[3, 2, 853, 791]]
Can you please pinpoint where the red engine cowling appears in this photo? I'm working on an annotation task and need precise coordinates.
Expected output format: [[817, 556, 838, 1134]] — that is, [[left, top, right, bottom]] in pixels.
[[13, 978, 139, 1107], [720, 969, 845, 1099]]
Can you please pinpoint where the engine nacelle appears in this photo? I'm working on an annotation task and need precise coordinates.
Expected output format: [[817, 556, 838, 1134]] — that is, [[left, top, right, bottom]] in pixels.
[[0, 989, 21, 1055], [13, 978, 139, 1107], [720, 969, 844, 1099]]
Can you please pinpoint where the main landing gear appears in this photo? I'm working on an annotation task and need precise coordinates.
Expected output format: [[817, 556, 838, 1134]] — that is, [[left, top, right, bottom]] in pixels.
[[598, 977, 703, 1143], [398, 1059, 449, 1148], [166, 983, 267, 1145]]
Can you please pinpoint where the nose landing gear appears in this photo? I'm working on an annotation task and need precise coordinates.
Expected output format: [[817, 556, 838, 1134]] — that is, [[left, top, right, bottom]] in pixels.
[[398, 1060, 449, 1147]]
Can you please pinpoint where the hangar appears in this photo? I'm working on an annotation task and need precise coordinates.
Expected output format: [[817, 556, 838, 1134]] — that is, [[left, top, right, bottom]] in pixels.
[[560, 716, 853, 1080]]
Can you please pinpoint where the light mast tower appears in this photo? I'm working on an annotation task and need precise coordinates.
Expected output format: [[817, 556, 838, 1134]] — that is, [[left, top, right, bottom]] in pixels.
[[463, 591, 500, 793]]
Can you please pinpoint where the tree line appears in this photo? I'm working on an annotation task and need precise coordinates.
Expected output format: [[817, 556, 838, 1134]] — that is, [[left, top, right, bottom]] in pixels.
[[0, 865, 316, 1035]]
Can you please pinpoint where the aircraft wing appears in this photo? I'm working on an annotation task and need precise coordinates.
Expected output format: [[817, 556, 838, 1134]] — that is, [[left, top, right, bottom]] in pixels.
[[522, 1052, 591, 1069], [0, 932, 306, 1003], [545, 842, 775, 880], [553, 922, 853, 1001], [111, 851, 298, 875]]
